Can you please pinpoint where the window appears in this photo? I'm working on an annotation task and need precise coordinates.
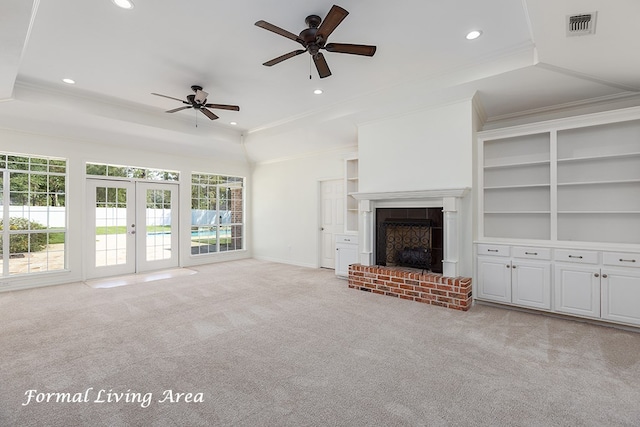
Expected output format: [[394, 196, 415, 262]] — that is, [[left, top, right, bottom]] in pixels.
[[1, 154, 67, 276], [86, 162, 179, 181], [191, 173, 244, 255]]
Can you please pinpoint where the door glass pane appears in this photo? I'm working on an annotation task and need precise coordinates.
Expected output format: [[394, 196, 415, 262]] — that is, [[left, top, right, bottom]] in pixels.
[[95, 185, 128, 267], [145, 189, 172, 261]]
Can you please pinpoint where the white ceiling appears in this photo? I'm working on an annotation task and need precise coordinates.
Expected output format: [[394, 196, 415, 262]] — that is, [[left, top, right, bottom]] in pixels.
[[2, 0, 639, 163]]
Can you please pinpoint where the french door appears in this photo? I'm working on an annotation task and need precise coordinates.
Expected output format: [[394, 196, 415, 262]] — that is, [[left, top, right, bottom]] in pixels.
[[86, 179, 179, 279]]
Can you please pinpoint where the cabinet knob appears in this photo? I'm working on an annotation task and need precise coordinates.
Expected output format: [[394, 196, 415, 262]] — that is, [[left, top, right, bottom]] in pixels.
[[594, 273, 600, 278], [602, 274, 608, 278], [506, 264, 510, 268], [512, 265, 517, 269]]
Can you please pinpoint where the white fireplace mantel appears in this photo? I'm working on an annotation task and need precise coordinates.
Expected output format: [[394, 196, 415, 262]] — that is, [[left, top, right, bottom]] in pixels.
[[352, 188, 470, 278], [351, 188, 469, 202]]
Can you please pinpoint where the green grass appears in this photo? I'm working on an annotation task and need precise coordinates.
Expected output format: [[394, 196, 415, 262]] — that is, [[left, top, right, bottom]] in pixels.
[[96, 225, 172, 235], [48, 233, 66, 244]]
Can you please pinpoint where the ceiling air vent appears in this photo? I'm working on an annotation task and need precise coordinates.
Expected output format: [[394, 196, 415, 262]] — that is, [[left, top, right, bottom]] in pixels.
[[567, 12, 597, 36]]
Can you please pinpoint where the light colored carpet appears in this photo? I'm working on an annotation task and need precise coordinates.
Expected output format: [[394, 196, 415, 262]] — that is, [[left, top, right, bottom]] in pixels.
[[1, 259, 639, 426], [84, 268, 197, 289]]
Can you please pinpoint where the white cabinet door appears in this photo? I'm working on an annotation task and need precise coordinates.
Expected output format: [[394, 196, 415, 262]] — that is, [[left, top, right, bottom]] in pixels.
[[512, 260, 551, 310], [601, 268, 640, 326], [554, 264, 600, 318], [335, 235, 358, 278], [336, 244, 358, 278], [477, 256, 512, 303]]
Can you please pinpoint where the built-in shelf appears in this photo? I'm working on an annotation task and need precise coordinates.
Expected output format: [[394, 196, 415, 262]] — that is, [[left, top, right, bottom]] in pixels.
[[479, 109, 640, 245], [484, 184, 550, 190], [476, 110, 640, 330], [345, 157, 359, 233], [485, 211, 551, 214], [557, 151, 640, 163], [558, 211, 640, 214], [484, 160, 551, 169], [557, 179, 640, 187]]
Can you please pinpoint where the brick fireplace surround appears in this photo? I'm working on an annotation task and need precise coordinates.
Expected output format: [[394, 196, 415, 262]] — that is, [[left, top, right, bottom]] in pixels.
[[348, 264, 472, 311]]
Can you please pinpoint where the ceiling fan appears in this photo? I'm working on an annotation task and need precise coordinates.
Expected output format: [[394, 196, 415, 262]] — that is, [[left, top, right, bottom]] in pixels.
[[151, 85, 240, 120], [255, 4, 376, 79]]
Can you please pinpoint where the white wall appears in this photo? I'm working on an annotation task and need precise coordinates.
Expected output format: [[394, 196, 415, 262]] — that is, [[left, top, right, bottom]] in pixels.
[[357, 99, 475, 276], [0, 127, 251, 290], [251, 148, 354, 268], [358, 100, 473, 193]]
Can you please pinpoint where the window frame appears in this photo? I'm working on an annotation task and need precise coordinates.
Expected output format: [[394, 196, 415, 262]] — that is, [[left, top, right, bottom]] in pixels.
[[190, 173, 245, 256], [1, 153, 68, 277]]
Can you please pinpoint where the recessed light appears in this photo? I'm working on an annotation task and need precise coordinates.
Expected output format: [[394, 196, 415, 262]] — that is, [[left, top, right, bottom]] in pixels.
[[62, 78, 75, 84], [112, 0, 134, 9], [313, 89, 323, 95], [230, 121, 238, 126], [466, 30, 482, 40]]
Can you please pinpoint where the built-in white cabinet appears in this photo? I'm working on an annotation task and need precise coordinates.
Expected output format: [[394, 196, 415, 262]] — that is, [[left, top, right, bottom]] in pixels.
[[477, 244, 640, 327], [601, 252, 640, 326], [554, 250, 640, 325], [476, 107, 640, 329], [344, 157, 359, 233], [476, 244, 551, 310], [554, 249, 601, 318], [335, 234, 358, 278]]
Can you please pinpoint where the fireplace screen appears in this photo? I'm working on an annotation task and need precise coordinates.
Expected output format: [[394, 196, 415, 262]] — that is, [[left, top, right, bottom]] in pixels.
[[377, 219, 432, 270]]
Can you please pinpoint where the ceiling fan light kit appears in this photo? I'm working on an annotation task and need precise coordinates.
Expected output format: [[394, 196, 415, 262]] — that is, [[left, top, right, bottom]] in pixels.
[[151, 85, 240, 122]]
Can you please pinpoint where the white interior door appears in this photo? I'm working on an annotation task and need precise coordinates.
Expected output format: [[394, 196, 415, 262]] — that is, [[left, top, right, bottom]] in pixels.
[[320, 179, 344, 269], [86, 179, 179, 279]]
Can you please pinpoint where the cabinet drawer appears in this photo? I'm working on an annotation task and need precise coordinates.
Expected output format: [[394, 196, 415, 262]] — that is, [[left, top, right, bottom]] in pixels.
[[512, 246, 551, 260], [336, 234, 358, 245], [554, 249, 598, 264], [477, 244, 509, 257], [603, 252, 640, 268]]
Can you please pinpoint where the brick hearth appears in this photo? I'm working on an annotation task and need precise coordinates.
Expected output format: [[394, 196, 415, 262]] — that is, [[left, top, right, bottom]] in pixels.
[[348, 264, 472, 311]]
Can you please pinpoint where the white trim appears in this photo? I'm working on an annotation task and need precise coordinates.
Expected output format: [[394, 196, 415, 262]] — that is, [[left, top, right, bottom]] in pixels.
[[479, 105, 640, 140], [355, 188, 470, 277], [352, 188, 470, 201]]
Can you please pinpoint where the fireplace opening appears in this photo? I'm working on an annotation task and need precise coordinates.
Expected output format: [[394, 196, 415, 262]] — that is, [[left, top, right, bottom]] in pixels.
[[375, 208, 443, 273]]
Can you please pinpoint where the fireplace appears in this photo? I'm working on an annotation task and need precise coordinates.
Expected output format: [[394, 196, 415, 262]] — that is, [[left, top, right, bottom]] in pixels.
[[350, 188, 470, 277], [376, 208, 443, 273], [347, 188, 472, 311]]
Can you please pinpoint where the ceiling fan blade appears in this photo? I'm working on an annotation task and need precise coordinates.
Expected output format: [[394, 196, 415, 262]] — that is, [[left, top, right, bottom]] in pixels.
[[166, 106, 192, 113], [255, 20, 302, 43], [263, 49, 306, 67], [313, 52, 332, 78], [205, 104, 240, 111], [199, 108, 219, 120], [325, 43, 377, 56], [152, 93, 187, 103], [317, 5, 349, 40]]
